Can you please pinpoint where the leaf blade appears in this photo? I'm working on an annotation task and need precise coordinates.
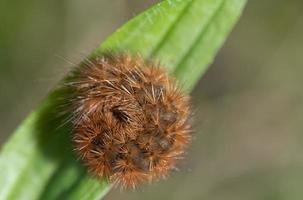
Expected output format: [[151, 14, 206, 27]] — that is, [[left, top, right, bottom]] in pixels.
[[0, 0, 246, 199]]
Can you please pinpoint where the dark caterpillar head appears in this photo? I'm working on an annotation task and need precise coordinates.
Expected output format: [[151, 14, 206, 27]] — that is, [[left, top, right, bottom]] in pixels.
[[68, 53, 191, 188]]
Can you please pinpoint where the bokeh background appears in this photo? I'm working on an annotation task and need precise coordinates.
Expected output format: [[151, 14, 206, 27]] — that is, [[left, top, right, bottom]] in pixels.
[[1, 0, 303, 199]]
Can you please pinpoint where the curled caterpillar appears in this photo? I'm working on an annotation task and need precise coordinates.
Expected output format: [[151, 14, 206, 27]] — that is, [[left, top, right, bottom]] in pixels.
[[66, 53, 191, 188]]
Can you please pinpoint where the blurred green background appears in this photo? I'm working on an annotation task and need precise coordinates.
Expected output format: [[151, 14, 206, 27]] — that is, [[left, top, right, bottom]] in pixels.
[[1, 0, 303, 199]]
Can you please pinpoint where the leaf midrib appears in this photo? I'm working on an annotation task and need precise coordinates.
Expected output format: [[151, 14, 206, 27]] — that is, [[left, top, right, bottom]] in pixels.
[[174, 0, 226, 74], [149, 0, 195, 58]]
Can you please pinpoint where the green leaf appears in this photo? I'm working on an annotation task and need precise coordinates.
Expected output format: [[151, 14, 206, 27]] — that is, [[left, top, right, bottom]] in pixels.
[[0, 0, 246, 199]]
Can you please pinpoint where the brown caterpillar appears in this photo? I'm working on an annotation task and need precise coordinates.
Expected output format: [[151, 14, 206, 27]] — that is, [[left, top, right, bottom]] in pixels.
[[66, 53, 191, 188]]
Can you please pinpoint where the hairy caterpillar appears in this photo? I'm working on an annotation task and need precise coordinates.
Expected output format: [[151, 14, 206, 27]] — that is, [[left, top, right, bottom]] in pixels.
[[66, 53, 191, 188]]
